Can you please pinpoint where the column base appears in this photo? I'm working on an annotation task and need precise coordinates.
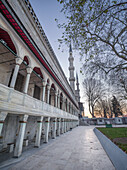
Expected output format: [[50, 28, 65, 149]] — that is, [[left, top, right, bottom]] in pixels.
[[34, 145, 40, 148], [13, 155, 21, 158]]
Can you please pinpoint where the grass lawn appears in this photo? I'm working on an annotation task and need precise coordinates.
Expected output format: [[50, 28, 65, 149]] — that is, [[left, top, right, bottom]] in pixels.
[[97, 127, 127, 153]]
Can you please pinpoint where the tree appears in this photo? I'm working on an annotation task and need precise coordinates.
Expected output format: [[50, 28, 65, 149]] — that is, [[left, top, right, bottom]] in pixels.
[[83, 78, 105, 117], [111, 96, 123, 117], [109, 69, 127, 99], [94, 98, 113, 118], [57, 0, 127, 71]]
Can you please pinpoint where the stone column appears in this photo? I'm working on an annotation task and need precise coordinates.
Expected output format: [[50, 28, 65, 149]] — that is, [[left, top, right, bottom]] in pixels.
[[63, 98, 66, 111], [52, 118, 57, 139], [61, 118, 64, 134], [23, 67, 33, 94], [75, 121, 77, 127], [62, 98, 64, 111], [57, 118, 61, 136], [67, 121, 69, 131], [70, 120, 72, 130], [72, 107, 73, 114], [44, 117, 50, 143], [64, 120, 66, 133], [46, 86, 50, 104], [0, 112, 8, 136], [14, 115, 28, 157], [69, 105, 71, 113], [71, 120, 73, 129], [10, 57, 22, 88], [41, 81, 46, 102], [68, 120, 70, 131], [55, 92, 57, 107], [57, 94, 60, 108], [72, 120, 74, 128], [67, 120, 69, 131], [35, 116, 43, 147], [77, 120, 79, 126], [73, 121, 75, 128], [69, 120, 70, 130], [66, 120, 67, 131], [67, 103, 69, 113]]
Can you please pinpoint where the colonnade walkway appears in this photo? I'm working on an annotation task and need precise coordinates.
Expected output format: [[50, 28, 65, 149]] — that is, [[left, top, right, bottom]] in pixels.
[[0, 126, 115, 170]]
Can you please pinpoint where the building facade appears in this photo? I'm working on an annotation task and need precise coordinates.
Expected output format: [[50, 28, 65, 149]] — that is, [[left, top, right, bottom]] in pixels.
[[0, 0, 80, 158]]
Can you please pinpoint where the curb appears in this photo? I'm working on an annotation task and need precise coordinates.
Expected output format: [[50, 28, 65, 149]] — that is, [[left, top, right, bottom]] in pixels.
[[94, 128, 127, 170]]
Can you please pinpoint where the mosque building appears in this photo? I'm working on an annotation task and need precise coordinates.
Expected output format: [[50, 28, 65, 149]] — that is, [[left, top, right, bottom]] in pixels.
[[0, 0, 82, 158]]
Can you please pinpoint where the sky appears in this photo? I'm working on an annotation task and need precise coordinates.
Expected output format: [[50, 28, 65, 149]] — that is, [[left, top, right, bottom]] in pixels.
[[29, 0, 91, 117]]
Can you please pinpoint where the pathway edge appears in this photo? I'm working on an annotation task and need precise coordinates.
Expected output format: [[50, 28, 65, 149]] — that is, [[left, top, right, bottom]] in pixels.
[[93, 127, 127, 170]]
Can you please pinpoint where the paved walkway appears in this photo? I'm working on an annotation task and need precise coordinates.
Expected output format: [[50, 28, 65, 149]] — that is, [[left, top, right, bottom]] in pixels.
[[0, 126, 115, 170]]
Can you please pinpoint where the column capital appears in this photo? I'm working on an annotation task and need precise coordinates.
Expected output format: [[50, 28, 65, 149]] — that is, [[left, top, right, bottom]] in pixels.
[[55, 91, 58, 96], [61, 118, 64, 122], [0, 112, 8, 121], [37, 116, 43, 122], [19, 114, 28, 122], [15, 57, 22, 65], [52, 118, 57, 122], [44, 117, 50, 122], [57, 118, 61, 122], [26, 67, 33, 74], [47, 85, 50, 90], [42, 80, 46, 87]]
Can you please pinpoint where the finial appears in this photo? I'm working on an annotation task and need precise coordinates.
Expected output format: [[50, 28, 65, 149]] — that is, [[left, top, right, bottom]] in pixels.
[[69, 44, 72, 53], [76, 72, 78, 80]]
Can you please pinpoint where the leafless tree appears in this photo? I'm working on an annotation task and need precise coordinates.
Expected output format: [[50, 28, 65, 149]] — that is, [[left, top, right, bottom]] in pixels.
[[83, 78, 105, 117]]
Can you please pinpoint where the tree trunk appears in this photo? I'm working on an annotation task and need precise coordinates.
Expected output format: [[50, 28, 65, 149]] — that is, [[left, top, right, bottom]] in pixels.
[[104, 108, 107, 118], [92, 106, 95, 117]]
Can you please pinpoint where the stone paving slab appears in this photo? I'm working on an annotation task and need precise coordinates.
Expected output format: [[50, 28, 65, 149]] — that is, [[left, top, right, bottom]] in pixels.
[[0, 126, 115, 170]]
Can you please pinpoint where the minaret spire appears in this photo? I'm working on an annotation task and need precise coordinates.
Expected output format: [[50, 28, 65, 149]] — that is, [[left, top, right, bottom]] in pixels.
[[68, 44, 75, 92], [76, 72, 80, 102], [69, 44, 72, 53]]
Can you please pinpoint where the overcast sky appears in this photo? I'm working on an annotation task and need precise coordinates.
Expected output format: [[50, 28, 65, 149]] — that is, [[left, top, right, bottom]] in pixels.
[[29, 0, 90, 117]]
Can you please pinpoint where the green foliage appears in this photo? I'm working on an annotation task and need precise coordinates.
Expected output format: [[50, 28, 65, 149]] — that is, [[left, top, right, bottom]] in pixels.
[[111, 96, 123, 117], [57, 0, 127, 65]]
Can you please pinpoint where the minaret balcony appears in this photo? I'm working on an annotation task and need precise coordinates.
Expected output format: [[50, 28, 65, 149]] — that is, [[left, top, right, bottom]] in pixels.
[[68, 57, 74, 61], [69, 66, 75, 71], [69, 77, 75, 81]]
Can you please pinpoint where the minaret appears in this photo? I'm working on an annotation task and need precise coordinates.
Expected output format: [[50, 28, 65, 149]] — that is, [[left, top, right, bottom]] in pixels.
[[76, 72, 80, 102], [69, 44, 75, 92]]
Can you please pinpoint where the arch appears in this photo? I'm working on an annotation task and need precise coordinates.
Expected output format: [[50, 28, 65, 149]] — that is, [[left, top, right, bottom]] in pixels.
[[65, 98, 68, 112], [51, 83, 56, 91], [72, 105, 74, 115], [27, 67, 44, 100], [57, 90, 60, 108], [0, 27, 20, 87], [49, 83, 56, 106], [0, 27, 19, 55], [57, 90, 60, 95], [23, 56, 32, 67], [47, 78, 50, 86], [33, 67, 43, 79], [69, 102, 71, 113]]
